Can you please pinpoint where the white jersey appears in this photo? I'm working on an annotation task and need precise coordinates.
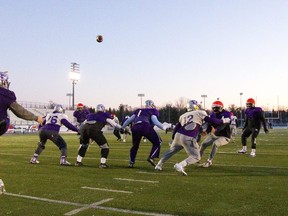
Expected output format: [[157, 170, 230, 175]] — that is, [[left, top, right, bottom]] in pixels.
[[179, 110, 208, 131], [112, 116, 120, 124], [230, 116, 237, 126], [45, 112, 68, 126]]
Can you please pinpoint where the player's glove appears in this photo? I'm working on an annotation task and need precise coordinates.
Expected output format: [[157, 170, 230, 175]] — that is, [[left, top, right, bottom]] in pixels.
[[222, 117, 231, 124]]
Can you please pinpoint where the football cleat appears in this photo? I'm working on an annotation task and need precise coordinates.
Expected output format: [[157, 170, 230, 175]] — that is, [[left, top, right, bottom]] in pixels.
[[201, 160, 212, 168], [30, 157, 39, 164], [174, 163, 187, 176], [155, 164, 162, 171], [99, 163, 109, 168], [128, 162, 134, 168], [238, 149, 247, 154], [147, 158, 156, 167], [250, 152, 256, 157], [60, 160, 71, 166], [75, 161, 84, 166]]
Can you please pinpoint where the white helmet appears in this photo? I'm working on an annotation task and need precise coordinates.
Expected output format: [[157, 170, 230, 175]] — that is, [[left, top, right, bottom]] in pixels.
[[53, 104, 64, 113], [96, 104, 105, 112], [187, 100, 199, 111], [145, 100, 155, 108], [0, 71, 10, 89]]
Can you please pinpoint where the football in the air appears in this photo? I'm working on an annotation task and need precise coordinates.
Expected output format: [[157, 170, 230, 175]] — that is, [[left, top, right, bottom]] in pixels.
[[96, 35, 103, 43]]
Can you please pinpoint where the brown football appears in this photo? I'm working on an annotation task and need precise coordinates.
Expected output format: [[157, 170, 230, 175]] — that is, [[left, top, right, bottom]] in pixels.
[[96, 35, 103, 43]]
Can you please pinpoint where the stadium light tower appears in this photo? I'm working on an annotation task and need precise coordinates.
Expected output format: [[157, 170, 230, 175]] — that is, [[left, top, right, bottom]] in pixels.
[[240, 92, 243, 127], [201, 95, 207, 110], [138, 93, 145, 108], [70, 63, 80, 110]]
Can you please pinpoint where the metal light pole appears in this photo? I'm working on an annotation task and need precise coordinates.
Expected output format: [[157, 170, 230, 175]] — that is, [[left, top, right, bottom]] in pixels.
[[138, 93, 145, 108], [66, 93, 73, 110], [70, 63, 80, 110], [240, 92, 243, 127], [167, 104, 172, 123], [201, 95, 207, 110]]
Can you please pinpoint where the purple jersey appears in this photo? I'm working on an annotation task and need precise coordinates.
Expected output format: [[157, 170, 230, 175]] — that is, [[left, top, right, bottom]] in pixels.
[[0, 87, 16, 121], [208, 109, 231, 137], [86, 112, 112, 128], [244, 107, 267, 129], [132, 108, 159, 125], [73, 108, 90, 124], [0, 88, 16, 133]]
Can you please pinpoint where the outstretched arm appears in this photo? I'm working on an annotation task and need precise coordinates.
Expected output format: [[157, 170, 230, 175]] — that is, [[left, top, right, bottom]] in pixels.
[[151, 115, 168, 130], [9, 102, 43, 124]]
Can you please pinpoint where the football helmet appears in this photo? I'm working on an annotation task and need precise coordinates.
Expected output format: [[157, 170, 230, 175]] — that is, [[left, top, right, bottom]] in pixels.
[[96, 104, 105, 112], [212, 100, 224, 113], [53, 104, 64, 113], [0, 71, 10, 89], [187, 100, 199, 111], [76, 103, 84, 110], [246, 98, 255, 108], [145, 100, 155, 108]]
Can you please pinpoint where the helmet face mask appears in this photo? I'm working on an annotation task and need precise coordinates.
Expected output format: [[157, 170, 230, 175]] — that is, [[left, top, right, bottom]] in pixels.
[[145, 100, 155, 108], [246, 98, 255, 108], [0, 71, 10, 89], [212, 101, 224, 113], [187, 100, 199, 111], [96, 104, 105, 112], [53, 104, 64, 113]]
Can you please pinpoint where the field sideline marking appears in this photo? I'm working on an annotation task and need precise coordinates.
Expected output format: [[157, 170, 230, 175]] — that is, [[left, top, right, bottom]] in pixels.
[[4, 192, 86, 207], [81, 186, 133, 194], [114, 178, 159, 183], [4, 192, 175, 216]]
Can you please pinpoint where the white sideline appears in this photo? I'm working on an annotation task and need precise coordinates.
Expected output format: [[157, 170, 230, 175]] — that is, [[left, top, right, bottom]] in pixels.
[[4, 192, 175, 216], [81, 186, 133, 194], [114, 178, 159, 183]]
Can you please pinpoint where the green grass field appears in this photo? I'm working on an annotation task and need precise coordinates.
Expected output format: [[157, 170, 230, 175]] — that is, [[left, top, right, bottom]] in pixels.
[[0, 129, 287, 216]]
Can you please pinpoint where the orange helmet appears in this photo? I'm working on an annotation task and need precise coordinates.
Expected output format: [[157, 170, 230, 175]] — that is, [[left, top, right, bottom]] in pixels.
[[246, 98, 255, 108], [77, 103, 84, 110], [212, 100, 224, 113]]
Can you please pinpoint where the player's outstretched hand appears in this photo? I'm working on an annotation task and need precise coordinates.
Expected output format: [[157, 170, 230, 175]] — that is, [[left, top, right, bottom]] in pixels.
[[37, 116, 43, 125], [264, 128, 269, 134]]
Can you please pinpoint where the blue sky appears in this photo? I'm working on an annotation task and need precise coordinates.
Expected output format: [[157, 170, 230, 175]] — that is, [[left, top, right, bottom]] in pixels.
[[1, 0, 288, 110]]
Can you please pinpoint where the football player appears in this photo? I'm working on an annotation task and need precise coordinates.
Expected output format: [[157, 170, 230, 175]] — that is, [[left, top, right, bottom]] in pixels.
[[238, 98, 269, 157], [111, 114, 121, 141], [75, 104, 122, 168], [120, 115, 132, 142], [230, 112, 238, 142], [73, 103, 90, 129], [121, 100, 171, 168], [199, 100, 231, 168], [155, 100, 230, 176], [0, 71, 42, 137], [30, 104, 78, 165]]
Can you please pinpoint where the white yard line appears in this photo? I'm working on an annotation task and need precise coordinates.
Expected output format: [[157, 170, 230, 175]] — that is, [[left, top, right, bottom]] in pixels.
[[4, 192, 175, 216], [64, 199, 113, 216], [81, 186, 133, 194], [4, 192, 86, 207], [114, 178, 159, 183]]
